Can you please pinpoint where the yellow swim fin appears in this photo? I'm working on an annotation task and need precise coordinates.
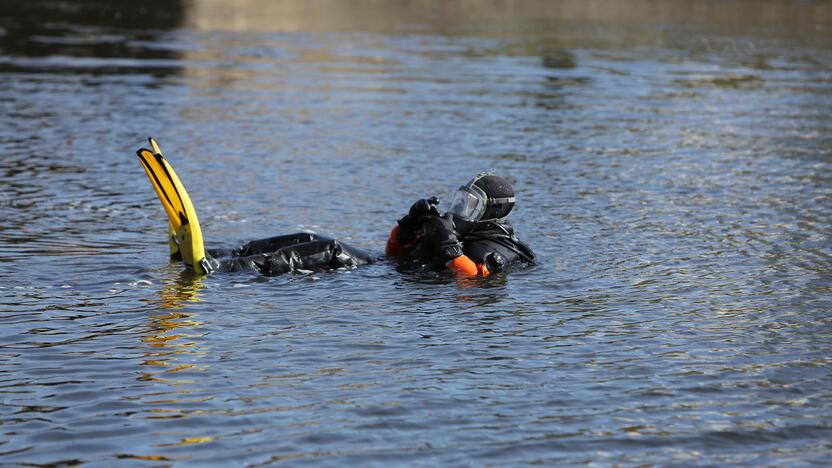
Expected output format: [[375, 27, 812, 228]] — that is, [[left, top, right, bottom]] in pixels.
[[136, 138, 213, 275]]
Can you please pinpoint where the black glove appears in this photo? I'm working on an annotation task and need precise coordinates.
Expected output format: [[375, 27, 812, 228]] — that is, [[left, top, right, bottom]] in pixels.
[[483, 251, 506, 273], [422, 213, 464, 261], [397, 196, 440, 245]]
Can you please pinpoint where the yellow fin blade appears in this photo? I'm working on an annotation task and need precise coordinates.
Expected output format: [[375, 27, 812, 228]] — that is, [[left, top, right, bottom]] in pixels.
[[136, 139, 209, 275], [150, 137, 163, 155], [137, 148, 186, 231]]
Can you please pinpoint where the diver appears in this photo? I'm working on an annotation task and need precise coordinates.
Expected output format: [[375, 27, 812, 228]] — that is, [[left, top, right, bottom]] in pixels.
[[386, 173, 536, 276], [136, 138, 374, 276]]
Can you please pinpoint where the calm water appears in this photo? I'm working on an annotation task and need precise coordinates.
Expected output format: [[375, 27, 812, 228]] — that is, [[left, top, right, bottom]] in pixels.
[[1, 0, 831, 465]]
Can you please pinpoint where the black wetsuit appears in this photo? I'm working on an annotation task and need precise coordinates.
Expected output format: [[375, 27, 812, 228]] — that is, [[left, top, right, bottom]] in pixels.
[[204, 233, 374, 276], [390, 215, 536, 274]]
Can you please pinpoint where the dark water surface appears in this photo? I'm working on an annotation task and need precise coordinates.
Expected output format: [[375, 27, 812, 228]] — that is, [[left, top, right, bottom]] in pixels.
[[1, 0, 831, 465]]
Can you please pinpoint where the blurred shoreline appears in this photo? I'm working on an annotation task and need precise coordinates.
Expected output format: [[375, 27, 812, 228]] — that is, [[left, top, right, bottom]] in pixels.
[[187, 0, 831, 36]]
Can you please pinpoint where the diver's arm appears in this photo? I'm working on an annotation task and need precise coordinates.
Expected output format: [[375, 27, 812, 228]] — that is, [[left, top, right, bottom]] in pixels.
[[385, 225, 408, 256], [386, 197, 441, 256], [447, 254, 489, 276], [387, 222, 489, 275], [422, 214, 491, 277], [450, 244, 524, 277]]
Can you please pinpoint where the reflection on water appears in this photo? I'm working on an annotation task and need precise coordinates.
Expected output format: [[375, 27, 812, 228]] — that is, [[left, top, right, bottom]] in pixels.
[[1, 0, 831, 465], [157, 273, 204, 309], [141, 275, 206, 384]]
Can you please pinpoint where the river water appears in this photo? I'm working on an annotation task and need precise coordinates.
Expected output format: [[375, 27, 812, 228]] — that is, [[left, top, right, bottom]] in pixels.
[[1, 0, 831, 465]]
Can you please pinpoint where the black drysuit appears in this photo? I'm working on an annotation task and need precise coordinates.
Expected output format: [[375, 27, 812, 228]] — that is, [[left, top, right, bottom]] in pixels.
[[201, 232, 374, 276]]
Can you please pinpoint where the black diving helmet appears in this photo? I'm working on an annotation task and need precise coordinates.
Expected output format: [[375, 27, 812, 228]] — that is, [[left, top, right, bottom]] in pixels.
[[448, 173, 516, 223]]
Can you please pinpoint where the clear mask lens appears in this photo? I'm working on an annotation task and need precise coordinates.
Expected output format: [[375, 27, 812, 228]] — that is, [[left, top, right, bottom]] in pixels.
[[449, 186, 486, 222]]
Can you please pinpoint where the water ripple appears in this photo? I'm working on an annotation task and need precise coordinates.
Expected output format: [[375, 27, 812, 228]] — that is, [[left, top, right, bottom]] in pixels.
[[1, 0, 832, 465]]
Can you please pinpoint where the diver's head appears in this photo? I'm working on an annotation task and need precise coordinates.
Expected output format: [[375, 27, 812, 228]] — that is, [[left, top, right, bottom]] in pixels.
[[448, 173, 515, 223]]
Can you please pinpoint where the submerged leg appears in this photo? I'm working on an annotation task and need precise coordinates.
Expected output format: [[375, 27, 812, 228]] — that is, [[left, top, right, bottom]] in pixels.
[[237, 232, 332, 256], [206, 233, 328, 259], [222, 238, 374, 277]]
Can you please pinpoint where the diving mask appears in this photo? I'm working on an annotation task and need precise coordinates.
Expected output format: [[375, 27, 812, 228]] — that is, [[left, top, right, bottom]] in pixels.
[[448, 174, 515, 222]]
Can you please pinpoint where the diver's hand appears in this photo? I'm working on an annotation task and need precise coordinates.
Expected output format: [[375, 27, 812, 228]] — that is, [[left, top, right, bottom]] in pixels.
[[409, 196, 440, 219], [423, 213, 463, 260], [397, 196, 441, 244]]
